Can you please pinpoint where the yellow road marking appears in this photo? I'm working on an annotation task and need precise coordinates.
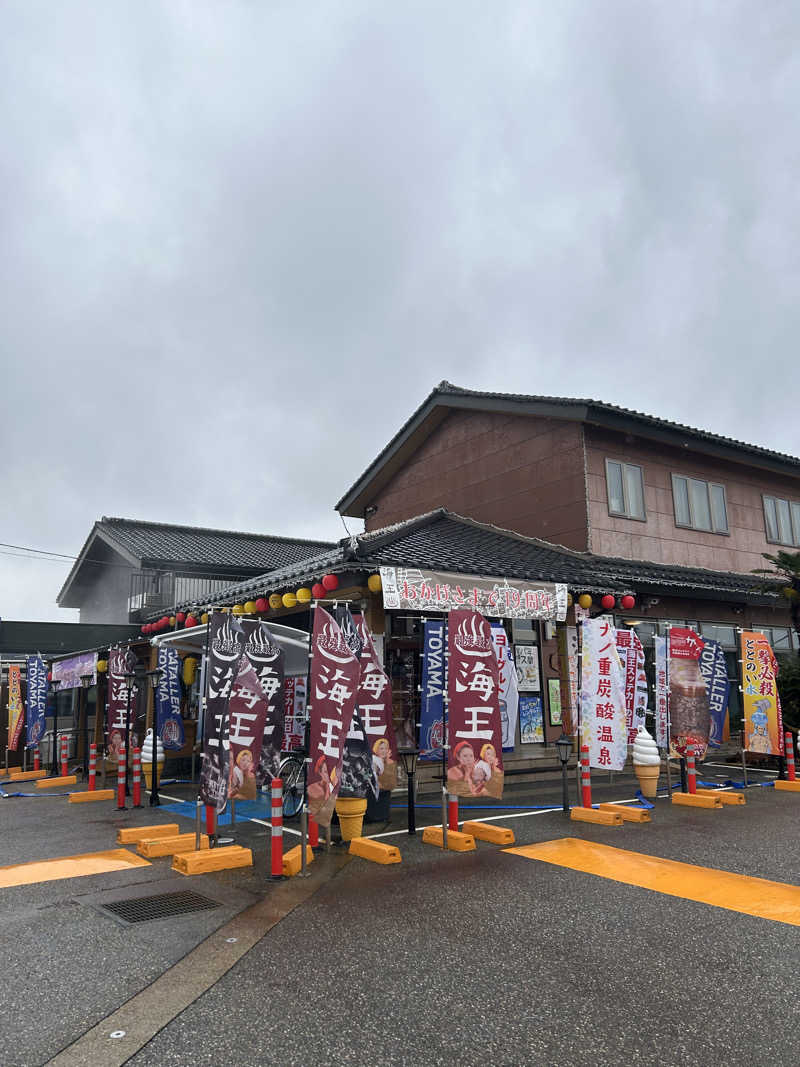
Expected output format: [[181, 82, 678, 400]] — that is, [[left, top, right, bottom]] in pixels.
[[0, 849, 150, 889], [505, 838, 800, 926]]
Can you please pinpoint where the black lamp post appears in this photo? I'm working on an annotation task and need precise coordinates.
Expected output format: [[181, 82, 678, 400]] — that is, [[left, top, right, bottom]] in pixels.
[[555, 733, 572, 815], [398, 747, 419, 834], [146, 667, 163, 806], [49, 678, 61, 776], [79, 673, 93, 779], [123, 671, 137, 797]]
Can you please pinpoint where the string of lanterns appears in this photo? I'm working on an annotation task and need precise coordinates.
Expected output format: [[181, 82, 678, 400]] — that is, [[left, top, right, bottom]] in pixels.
[[139, 572, 349, 634], [567, 592, 636, 611]]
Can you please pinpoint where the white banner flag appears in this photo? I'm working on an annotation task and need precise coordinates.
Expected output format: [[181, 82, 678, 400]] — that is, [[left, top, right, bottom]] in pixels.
[[579, 618, 628, 771], [654, 636, 669, 750], [491, 623, 520, 751]]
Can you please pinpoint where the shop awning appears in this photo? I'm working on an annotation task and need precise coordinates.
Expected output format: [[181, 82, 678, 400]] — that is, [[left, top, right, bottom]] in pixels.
[[149, 621, 310, 675]]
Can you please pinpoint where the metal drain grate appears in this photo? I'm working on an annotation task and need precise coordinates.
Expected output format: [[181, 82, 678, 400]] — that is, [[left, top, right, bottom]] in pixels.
[[102, 891, 220, 924]]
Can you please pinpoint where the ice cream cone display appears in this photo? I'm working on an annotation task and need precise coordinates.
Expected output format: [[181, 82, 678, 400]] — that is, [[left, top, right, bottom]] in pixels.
[[140, 729, 165, 790], [632, 726, 661, 798], [335, 796, 367, 841]]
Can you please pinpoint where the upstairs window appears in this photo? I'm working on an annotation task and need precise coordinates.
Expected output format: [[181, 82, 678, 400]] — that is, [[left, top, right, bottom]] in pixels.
[[605, 460, 646, 520], [763, 495, 800, 547], [672, 475, 728, 534]]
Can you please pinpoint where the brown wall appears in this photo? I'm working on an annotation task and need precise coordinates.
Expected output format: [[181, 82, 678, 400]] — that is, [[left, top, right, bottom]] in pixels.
[[585, 424, 800, 574], [366, 411, 590, 550]]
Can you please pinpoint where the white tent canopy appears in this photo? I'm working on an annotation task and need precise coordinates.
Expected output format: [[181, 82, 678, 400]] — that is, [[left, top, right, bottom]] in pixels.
[[149, 620, 310, 676]]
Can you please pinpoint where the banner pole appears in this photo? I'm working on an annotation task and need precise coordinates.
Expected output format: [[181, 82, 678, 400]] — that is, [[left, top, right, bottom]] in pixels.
[[442, 634, 449, 850], [736, 628, 748, 787], [575, 618, 584, 806], [300, 603, 315, 878]]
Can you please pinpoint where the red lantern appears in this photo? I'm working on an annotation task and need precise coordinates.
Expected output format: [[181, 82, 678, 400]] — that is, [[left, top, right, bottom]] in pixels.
[[141, 625, 147, 634], [621, 594, 636, 610], [322, 573, 339, 592], [160, 616, 169, 629], [312, 583, 325, 599], [255, 597, 267, 613], [47, 671, 52, 682], [601, 594, 616, 610], [176, 611, 186, 624], [185, 614, 197, 628]]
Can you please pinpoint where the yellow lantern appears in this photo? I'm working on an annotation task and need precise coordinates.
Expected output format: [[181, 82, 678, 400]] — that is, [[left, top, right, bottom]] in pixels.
[[367, 573, 382, 593], [169, 615, 176, 626], [201, 612, 209, 625], [578, 594, 592, 610], [282, 592, 298, 609], [268, 594, 281, 610], [296, 587, 312, 603], [232, 604, 245, 616], [96, 659, 108, 674], [220, 606, 229, 614], [566, 593, 573, 607], [182, 657, 198, 686], [244, 600, 257, 614]]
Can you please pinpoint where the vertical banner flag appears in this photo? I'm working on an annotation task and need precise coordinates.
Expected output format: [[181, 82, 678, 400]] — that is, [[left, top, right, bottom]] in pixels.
[[335, 607, 374, 800], [26, 655, 47, 749], [420, 619, 446, 760], [615, 629, 647, 743], [556, 625, 579, 734], [698, 638, 730, 749], [7, 665, 24, 751], [654, 636, 669, 750], [740, 631, 784, 756], [107, 647, 137, 761], [491, 623, 520, 751], [668, 627, 711, 759], [200, 613, 246, 812], [155, 646, 185, 751], [446, 609, 504, 798], [226, 656, 268, 801], [355, 615, 398, 791], [307, 607, 360, 826], [282, 677, 306, 751], [242, 620, 285, 787], [579, 618, 628, 770]]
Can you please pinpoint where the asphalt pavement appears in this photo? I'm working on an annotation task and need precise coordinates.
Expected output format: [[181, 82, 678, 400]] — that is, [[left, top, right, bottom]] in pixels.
[[1, 765, 798, 1066]]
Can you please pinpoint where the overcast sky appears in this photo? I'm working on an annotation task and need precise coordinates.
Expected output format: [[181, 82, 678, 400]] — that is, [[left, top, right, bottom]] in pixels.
[[2, 2, 799, 622]]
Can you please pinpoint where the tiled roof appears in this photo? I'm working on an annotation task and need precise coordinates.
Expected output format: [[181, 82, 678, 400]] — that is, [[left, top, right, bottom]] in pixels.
[[100, 517, 335, 571], [176, 509, 776, 612], [336, 380, 800, 515]]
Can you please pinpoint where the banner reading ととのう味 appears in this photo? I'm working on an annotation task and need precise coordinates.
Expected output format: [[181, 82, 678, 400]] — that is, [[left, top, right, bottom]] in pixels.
[[446, 609, 504, 799], [740, 631, 783, 756]]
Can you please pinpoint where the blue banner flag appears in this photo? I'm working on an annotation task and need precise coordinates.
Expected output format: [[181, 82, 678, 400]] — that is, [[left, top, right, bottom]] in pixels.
[[25, 655, 47, 748], [156, 646, 185, 751], [420, 619, 446, 760], [698, 638, 729, 749]]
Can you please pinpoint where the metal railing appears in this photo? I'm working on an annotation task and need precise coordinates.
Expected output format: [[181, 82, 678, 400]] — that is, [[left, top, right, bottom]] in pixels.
[[127, 570, 252, 619]]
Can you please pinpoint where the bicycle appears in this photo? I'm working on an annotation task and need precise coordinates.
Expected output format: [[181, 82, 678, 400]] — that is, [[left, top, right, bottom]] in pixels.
[[277, 751, 304, 818]]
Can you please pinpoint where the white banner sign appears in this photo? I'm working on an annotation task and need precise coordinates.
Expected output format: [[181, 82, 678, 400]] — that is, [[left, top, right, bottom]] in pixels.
[[654, 636, 669, 750], [514, 644, 541, 692], [379, 566, 567, 621], [579, 618, 628, 771], [490, 624, 520, 750]]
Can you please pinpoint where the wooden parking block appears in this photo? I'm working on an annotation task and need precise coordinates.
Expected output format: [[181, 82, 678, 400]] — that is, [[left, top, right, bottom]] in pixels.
[[461, 820, 515, 845], [8, 769, 48, 781], [35, 775, 77, 789], [282, 845, 315, 877], [421, 826, 476, 852], [774, 781, 800, 793], [173, 846, 252, 876], [68, 789, 115, 804], [597, 803, 651, 823], [672, 793, 721, 809], [137, 834, 209, 858], [695, 789, 745, 806], [570, 807, 623, 826], [349, 838, 401, 864], [116, 823, 180, 844]]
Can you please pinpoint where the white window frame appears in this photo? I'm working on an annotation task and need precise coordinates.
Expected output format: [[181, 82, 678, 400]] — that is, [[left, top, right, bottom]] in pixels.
[[763, 494, 800, 547], [605, 459, 646, 521], [671, 474, 729, 534]]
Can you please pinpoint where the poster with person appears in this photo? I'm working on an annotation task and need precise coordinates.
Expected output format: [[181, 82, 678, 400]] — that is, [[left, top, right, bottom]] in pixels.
[[199, 613, 246, 812], [740, 631, 783, 756], [107, 647, 138, 762], [491, 623, 519, 751], [668, 627, 711, 759], [446, 609, 503, 799], [354, 614, 398, 792], [226, 656, 268, 802]]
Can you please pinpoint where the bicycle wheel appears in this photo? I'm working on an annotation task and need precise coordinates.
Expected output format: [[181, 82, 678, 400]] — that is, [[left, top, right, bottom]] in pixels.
[[278, 755, 304, 818]]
